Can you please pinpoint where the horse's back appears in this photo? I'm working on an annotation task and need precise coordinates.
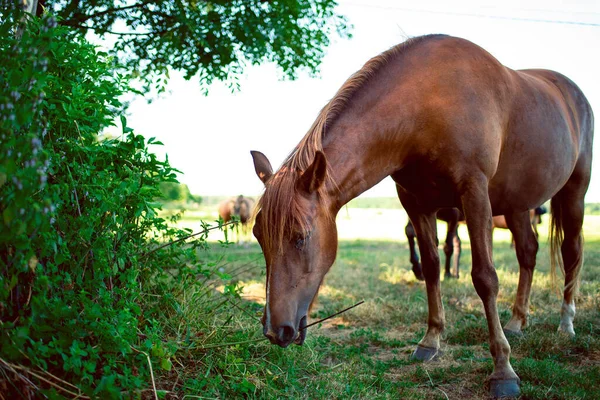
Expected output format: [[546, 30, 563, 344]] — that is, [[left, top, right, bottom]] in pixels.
[[218, 199, 234, 222], [510, 68, 593, 153], [390, 36, 592, 213]]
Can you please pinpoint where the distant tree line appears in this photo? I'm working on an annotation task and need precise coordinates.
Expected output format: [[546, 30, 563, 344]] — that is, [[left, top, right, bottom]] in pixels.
[[159, 181, 202, 203], [585, 203, 600, 215]]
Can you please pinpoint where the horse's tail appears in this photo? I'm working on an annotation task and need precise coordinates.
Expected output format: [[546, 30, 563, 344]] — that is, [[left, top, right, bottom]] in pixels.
[[549, 197, 564, 294], [549, 197, 583, 293], [549, 197, 583, 295]]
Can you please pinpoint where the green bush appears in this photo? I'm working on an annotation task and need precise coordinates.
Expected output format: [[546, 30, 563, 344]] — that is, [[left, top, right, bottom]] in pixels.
[[159, 181, 201, 204], [585, 203, 600, 215], [0, 6, 234, 397]]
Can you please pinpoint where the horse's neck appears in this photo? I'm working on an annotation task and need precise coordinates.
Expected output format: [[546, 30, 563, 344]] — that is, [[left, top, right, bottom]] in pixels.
[[322, 122, 408, 212]]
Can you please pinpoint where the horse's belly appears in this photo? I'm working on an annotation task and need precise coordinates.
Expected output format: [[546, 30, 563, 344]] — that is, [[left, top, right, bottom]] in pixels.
[[488, 148, 576, 214], [392, 162, 462, 210]]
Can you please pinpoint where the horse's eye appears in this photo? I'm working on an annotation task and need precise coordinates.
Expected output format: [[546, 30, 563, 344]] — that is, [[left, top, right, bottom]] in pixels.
[[295, 237, 306, 250]]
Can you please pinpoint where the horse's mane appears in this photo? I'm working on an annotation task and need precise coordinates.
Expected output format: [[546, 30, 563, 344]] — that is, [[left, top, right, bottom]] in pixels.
[[256, 35, 444, 255]]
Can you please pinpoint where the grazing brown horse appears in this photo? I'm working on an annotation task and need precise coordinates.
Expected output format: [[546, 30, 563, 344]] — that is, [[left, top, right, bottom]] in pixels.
[[218, 195, 255, 239], [408, 207, 547, 280], [218, 198, 236, 223], [492, 206, 547, 239], [251, 34, 593, 398]]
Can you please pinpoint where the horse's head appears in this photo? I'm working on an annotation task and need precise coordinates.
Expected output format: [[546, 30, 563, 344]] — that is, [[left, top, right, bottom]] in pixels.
[[233, 195, 254, 225], [251, 150, 337, 347]]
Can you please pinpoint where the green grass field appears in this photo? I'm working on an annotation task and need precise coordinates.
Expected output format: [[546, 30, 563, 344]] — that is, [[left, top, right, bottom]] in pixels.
[[168, 202, 600, 399]]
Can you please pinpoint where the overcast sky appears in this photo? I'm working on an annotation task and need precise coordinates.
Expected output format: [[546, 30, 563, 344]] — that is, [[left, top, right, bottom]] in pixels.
[[124, 0, 600, 201]]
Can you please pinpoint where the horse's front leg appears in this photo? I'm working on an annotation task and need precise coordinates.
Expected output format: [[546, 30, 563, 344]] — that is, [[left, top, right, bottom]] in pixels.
[[405, 210, 445, 360], [462, 177, 520, 397]]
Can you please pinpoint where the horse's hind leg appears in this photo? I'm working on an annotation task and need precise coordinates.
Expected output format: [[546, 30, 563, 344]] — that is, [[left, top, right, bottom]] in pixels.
[[503, 211, 539, 335], [551, 179, 586, 336], [461, 176, 519, 397], [443, 218, 460, 278], [405, 220, 425, 281]]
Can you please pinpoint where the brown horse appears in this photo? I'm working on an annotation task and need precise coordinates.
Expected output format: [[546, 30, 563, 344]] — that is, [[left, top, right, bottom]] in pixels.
[[492, 206, 547, 239], [218, 195, 255, 239], [251, 34, 593, 397], [408, 207, 547, 280]]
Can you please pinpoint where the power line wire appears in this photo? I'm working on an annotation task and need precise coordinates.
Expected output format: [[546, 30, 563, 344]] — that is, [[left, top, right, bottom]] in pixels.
[[342, 1, 600, 27]]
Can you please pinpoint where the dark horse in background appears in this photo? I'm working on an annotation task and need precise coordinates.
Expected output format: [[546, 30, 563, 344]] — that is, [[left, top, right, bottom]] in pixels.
[[218, 195, 255, 239], [250, 35, 593, 397], [408, 206, 547, 280]]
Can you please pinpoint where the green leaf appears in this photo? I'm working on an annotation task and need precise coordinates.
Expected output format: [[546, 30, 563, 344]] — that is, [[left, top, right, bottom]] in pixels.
[[160, 357, 172, 371], [8, 274, 18, 291]]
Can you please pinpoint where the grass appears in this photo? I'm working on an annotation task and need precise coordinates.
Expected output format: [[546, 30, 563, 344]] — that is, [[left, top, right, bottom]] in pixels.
[[157, 205, 600, 399]]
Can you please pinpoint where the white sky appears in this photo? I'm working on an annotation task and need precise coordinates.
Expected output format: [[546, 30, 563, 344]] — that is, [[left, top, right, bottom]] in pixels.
[[124, 0, 600, 201]]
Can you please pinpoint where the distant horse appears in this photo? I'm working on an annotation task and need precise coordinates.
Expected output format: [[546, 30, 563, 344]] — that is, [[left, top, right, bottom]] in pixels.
[[408, 207, 547, 280], [250, 35, 593, 397], [406, 208, 462, 281], [218, 195, 255, 240], [492, 206, 547, 239]]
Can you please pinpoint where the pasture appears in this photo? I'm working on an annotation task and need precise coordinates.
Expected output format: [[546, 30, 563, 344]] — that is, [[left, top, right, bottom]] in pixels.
[[169, 200, 600, 399]]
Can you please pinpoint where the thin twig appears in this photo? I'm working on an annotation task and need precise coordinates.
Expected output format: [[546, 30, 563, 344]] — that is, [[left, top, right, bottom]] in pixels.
[[2, 351, 65, 391], [302, 300, 365, 330], [424, 367, 434, 386], [65, 165, 82, 217], [424, 367, 449, 400], [227, 257, 263, 277], [436, 387, 450, 400], [226, 298, 260, 322], [0, 358, 38, 392], [0, 357, 87, 398], [130, 346, 158, 400], [195, 300, 366, 350], [195, 337, 267, 350], [142, 221, 236, 257], [171, 370, 180, 392]]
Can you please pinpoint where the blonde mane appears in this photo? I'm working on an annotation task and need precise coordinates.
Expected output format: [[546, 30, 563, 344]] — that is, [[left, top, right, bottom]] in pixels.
[[256, 35, 441, 255]]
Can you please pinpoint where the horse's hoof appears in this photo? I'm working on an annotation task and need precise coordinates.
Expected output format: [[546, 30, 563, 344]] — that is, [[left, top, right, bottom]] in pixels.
[[412, 264, 425, 281], [411, 345, 440, 361], [557, 325, 576, 337], [489, 378, 520, 398], [503, 328, 523, 338]]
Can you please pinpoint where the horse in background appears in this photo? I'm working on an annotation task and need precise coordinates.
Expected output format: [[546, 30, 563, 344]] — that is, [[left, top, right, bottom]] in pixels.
[[492, 206, 548, 240], [406, 208, 461, 281], [218, 195, 256, 241], [408, 206, 548, 280]]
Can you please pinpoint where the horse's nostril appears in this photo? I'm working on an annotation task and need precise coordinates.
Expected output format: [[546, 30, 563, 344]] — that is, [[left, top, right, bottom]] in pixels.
[[263, 325, 277, 342], [279, 324, 296, 344]]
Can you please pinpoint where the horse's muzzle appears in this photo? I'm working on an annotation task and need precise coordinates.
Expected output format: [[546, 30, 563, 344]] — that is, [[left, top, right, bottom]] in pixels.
[[263, 315, 307, 347], [294, 316, 307, 345]]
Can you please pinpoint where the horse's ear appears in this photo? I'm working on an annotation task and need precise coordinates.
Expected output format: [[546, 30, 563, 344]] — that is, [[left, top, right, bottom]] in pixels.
[[251, 150, 273, 184], [297, 151, 327, 194]]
